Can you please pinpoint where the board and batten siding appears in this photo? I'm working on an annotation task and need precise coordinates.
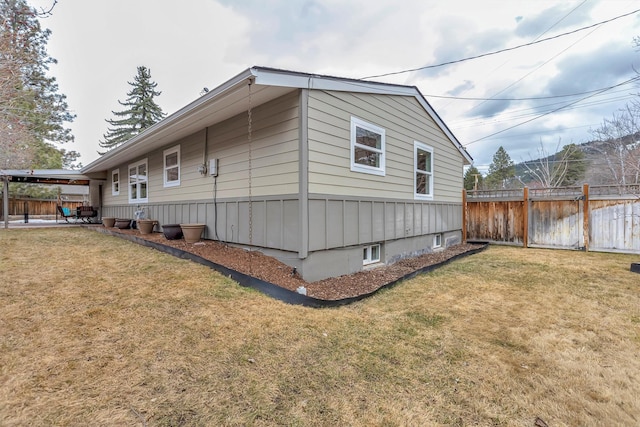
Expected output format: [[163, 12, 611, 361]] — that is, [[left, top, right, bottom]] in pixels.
[[307, 196, 462, 251], [102, 90, 301, 207], [307, 90, 464, 202]]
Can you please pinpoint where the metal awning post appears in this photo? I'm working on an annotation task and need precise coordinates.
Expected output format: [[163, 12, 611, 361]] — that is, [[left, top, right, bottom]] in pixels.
[[2, 175, 9, 229]]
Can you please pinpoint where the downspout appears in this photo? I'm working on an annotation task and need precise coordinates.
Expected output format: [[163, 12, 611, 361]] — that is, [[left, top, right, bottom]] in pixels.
[[203, 127, 208, 173], [298, 89, 309, 259]]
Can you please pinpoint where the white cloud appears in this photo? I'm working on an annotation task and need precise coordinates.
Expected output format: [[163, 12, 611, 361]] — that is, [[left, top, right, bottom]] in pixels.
[[29, 0, 640, 170]]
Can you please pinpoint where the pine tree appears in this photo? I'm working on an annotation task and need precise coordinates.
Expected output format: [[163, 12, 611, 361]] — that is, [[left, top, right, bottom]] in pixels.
[[0, 0, 76, 169], [99, 66, 165, 153], [486, 146, 515, 189], [558, 144, 587, 186], [463, 165, 483, 191]]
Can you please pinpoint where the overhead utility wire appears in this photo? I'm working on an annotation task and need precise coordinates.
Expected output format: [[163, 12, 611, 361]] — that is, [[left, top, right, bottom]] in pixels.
[[448, 83, 638, 127], [465, 76, 640, 146], [530, 0, 587, 42], [468, 0, 590, 113], [424, 79, 639, 101], [360, 8, 640, 80]]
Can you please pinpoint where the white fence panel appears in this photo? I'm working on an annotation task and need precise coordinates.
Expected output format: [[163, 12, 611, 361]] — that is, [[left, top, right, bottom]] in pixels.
[[590, 199, 640, 253]]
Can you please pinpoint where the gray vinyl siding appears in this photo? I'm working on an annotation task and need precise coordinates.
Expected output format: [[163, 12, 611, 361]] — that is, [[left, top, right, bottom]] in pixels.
[[307, 90, 464, 202], [206, 91, 300, 199], [101, 91, 300, 206], [103, 167, 128, 206]]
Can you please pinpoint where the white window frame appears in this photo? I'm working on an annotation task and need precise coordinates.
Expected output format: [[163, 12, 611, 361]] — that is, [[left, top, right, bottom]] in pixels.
[[434, 233, 442, 249], [163, 145, 181, 188], [363, 244, 381, 265], [350, 117, 385, 176], [128, 158, 148, 204], [111, 168, 120, 196], [414, 141, 434, 200]]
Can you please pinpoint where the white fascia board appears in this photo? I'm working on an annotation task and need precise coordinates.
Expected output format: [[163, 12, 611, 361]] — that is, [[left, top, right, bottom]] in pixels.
[[251, 67, 472, 165], [413, 90, 473, 165], [251, 67, 416, 96], [0, 169, 89, 178]]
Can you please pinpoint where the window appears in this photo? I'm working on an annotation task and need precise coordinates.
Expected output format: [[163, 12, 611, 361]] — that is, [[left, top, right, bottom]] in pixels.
[[434, 233, 442, 249], [163, 145, 180, 187], [128, 158, 148, 203], [363, 244, 381, 265], [350, 117, 385, 176], [111, 169, 120, 196], [414, 141, 434, 200]]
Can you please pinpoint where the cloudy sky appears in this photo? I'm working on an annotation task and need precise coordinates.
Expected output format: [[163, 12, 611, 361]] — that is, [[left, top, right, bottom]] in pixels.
[[31, 0, 640, 172]]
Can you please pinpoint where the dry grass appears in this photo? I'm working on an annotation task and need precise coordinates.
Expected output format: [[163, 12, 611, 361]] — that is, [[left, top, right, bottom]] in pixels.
[[1, 228, 639, 426]]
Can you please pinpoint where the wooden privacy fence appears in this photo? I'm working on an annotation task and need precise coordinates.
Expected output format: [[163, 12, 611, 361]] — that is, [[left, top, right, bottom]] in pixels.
[[463, 184, 640, 254], [2, 198, 83, 216]]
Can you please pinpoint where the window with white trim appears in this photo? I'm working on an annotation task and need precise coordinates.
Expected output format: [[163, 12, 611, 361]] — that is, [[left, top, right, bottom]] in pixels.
[[163, 145, 180, 187], [414, 141, 434, 200], [350, 117, 385, 176], [111, 169, 120, 196], [128, 159, 148, 203], [434, 233, 442, 249], [363, 244, 381, 265]]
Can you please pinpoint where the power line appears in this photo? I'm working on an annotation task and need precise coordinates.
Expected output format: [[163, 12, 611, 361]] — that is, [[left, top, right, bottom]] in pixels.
[[424, 79, 639, 101], [465, 76, 640, 145], [452, 92, 636, 129], [360, 8, 640, 80], [449, 88, 637, 129], [468, 1, 592, 114]]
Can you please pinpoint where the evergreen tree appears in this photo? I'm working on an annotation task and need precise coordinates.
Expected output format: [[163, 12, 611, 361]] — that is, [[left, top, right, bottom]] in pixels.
[[463, 165, 483, 191], [486, 146, 515, 189], [100, 66, 165, 153], [0, 0, 76, 169], [558, 144, 587, 186]]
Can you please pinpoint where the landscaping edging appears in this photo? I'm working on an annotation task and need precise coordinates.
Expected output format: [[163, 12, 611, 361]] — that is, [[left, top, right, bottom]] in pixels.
[[92, 226, 488, 307]]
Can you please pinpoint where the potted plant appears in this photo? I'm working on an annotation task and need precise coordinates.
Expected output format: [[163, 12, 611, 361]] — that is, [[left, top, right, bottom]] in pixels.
[[114, 218, 132, 229], [137, 219, 158, 235], [180, 223, 206, 243], [102, 217, 116, 227], [162, 224, 183, 240]]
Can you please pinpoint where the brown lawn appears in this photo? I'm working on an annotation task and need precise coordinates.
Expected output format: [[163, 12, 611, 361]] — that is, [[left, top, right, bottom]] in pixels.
[[1, 227, 639, 426]]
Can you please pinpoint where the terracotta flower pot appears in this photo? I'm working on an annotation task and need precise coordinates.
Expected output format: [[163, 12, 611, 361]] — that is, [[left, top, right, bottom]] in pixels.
[[162, 224, 183, 240], [102, 217, 116, 227], [180, 223, 206, 243], [114, 218, 132, 229], [137, 219, 158, 235]]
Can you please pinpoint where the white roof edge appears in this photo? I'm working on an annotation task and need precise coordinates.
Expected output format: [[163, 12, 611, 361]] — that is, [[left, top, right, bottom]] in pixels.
[[251, 66, 417, 96], [412, 89, 473, 165], [82, 66, 472, 172], [82, 68, 256, 174], [1, 169, 87, 177], [252, 67, 472, 164]]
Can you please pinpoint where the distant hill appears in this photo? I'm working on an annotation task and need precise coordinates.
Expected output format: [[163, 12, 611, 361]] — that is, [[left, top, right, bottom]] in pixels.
[[514, 134, 640, 186]]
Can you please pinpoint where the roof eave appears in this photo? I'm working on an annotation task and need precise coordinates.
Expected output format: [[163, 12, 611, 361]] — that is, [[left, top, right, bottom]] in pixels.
[[82, 67, 256, 174]]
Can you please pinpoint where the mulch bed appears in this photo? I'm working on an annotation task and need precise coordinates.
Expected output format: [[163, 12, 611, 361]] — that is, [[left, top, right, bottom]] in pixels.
[[99, 227, 483, 300]]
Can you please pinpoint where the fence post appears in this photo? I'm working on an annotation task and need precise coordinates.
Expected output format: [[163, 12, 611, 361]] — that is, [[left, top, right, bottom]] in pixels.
[[583, 183, 589, 252], [462, 189, 467, 243], [523, 187, 529, 248]]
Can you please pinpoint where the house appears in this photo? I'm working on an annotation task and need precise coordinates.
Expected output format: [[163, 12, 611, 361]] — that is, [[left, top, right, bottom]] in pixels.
[[82, 67, 473, 281]]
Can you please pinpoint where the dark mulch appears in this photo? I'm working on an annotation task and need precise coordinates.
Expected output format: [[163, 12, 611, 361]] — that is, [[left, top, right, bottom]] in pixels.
[[102, 227, 483, 300]]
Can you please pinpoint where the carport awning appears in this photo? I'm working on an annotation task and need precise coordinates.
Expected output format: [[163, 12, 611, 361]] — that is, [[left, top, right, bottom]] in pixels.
[[0, 169, 91, 185]]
